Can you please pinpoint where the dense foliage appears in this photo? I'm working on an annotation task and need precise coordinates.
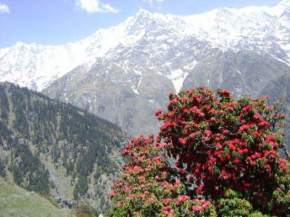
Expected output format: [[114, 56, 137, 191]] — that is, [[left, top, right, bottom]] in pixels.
[[108, 136, 216, 217], [109, 87, 290, 216]]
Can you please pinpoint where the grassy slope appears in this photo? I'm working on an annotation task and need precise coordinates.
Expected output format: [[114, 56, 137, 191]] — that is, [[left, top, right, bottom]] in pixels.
[[0, 178, 74, 217]]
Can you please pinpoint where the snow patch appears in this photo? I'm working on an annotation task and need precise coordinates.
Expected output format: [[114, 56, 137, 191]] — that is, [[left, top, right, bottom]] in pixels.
[[167, 69, 189, 93], [131, 85, 140, 95]]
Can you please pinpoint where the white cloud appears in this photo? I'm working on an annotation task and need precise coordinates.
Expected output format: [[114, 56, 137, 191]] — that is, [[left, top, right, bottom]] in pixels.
[[143, 0, 165, 7], [76, 0, 119, 14], [0, 2, 9, 14]]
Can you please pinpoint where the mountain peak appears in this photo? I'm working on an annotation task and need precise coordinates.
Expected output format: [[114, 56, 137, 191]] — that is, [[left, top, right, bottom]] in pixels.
[[279, 0, 290, 7], [14, 41, 25, 47], [279, 0, 290, 6], [134, 8, 166, 22], [135, 8, 154, 18], [125, 8, 166, 33], [274, 0, 290, 17], [210, 7, 233, 17]]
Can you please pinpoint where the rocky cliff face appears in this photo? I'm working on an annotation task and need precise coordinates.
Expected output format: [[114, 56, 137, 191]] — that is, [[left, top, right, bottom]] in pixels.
[[0, 82, 126, 212], [183, 50, 290, 97]]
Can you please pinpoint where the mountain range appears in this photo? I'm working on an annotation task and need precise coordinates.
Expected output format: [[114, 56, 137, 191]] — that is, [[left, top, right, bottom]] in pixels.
[[1, 0, 290, 90], [1, 1, 290, 135], [39, 0, 290, 136]]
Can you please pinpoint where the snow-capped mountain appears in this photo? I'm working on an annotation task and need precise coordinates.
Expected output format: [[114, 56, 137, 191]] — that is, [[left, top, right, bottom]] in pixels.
[[1, 0, 290, 91], [0, 20, 143, 90], [2, 0, 290, 135]]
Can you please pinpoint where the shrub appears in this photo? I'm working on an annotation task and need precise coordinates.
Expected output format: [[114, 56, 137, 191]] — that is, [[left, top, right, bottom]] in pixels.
[[109, 88, 289, 216], [217, 190, 268, 217], [108, 136, 216, 217], [156, 88, 287, 213]]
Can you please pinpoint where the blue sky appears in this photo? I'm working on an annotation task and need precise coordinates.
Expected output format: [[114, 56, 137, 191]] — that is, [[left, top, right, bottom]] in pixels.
[[0, 0, 280, 48]]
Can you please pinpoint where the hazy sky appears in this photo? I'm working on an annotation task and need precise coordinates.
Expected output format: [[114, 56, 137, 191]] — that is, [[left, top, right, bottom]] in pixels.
[[0, 0, 281, 47]]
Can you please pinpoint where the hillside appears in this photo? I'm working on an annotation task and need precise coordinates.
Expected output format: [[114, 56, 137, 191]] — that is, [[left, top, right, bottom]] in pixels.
[[0, 82, 126, 212], [43, 61, 173, 136], [0, 178, 73, 217]]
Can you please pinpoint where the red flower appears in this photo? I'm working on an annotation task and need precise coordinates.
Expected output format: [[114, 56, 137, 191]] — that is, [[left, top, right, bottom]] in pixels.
[[192, 205, 203, 212], [215, 143, 222, 149], [179, 168, 187, 176], [279, 159, 287, 172], [153, 156, 161, 163], [239, 124, 251, 132], [178, 138, 187, 145], [196, 184, 205, 194], [253, 113, 262, 120], [243, 182, 251, 188], [161, 198, 172, 205], [265, 135, 275, 142], [228, 143, 236, 151], [233, 157, 241, 164], [258, 121, 269, 127], [241, 105, 252, 113], [155, 175, 161, 181], [175, 160, 182, 168], [155, 109, 163, 117], [218, 89, 231, 98], [176, 195, 190, 205]]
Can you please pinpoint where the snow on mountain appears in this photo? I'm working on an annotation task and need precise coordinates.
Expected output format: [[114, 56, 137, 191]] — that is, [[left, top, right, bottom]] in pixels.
[[183, 1, 290, 54], [0, 0, 290, 91], [0, 15, 146, 91]]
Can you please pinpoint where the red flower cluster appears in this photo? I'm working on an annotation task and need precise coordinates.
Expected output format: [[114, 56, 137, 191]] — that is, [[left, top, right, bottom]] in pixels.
[[109, 135, 214, 216], [109, 87, 288, 216], [156, 88, 287, 210]]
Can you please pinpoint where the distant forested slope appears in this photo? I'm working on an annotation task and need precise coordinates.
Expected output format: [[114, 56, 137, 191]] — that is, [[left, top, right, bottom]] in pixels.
[[0, 82, 126, 212]]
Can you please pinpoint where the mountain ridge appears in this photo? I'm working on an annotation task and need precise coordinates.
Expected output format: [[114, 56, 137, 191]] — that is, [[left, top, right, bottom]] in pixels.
[[1, 0, 290, 91]]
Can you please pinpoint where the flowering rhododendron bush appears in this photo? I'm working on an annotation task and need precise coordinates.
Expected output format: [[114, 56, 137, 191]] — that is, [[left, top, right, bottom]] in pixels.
[[107, 136, 216, 217], [108, 88, 289, 217]]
